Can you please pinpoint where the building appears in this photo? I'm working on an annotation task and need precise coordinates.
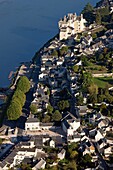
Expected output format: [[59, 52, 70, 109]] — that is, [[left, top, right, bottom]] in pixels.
[[61, 112, 80, 137], [0, 141, 46, 170], [32, 159, 46, 170], [58, 13, 87, 40], [25, 117, 40, 131], [57, 149, 66, 160]]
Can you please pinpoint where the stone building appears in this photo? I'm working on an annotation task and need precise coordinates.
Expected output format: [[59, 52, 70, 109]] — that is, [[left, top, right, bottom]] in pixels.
[[58, 13, 87, 40]]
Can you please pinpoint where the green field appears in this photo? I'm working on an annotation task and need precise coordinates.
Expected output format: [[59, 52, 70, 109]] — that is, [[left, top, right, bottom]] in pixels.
[[93, 77, 113, 88]]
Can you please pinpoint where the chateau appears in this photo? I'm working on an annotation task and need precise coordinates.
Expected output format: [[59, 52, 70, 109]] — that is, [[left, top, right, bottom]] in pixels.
[[58, 13, 87, 40]]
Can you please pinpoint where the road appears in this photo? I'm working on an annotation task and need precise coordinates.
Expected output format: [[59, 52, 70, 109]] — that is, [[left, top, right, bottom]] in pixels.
[[93, 142, 109, 170]]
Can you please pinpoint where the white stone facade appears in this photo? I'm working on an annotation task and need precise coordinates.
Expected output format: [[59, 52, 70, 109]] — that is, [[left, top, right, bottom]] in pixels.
[[58, 13, 86, 40], [25, 121, 40, 131]]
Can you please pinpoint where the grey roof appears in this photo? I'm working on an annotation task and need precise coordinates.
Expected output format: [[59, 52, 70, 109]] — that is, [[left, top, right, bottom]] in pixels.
[[60, 149, 66, 155], [0, 148, 17, 168], [26, 117, 39, 123], [79, 105, 87, 111], [63, 119, 70, 129], [33, 159, 46, 169], [23, 157, 33, 164], [40, 122, 54, 127]]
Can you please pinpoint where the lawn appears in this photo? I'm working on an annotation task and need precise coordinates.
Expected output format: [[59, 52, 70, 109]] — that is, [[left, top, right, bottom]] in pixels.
[[85, 64, 107, 74], [93, 77, 113, 88]]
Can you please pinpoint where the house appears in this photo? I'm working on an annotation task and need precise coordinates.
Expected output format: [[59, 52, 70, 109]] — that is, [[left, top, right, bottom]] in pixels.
[[0, 142, 44, 169], [57, 149, 66, 160], [104, 145, 112, 157], [95, 129, 105, 142], [50, 140, 55, 148], [78, 105, 87, 116], [58, 13, 87, 40], [32, 159, 46, 170], [96, 138, 106, 150], [67, 133, 81, 143], [62, 112, 80, 137], [98, 119, 109, 129], [79, 138, 95, 156], [40, 122, 55, 130], [25, 117, 40, 131], [81, 35, 93, 46]]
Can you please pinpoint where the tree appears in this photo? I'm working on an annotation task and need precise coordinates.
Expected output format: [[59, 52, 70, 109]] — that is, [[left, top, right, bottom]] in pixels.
[[57, 100, 70, 111], [72, 65, 79, 72], [47, 103, 53, 114], [76, 95, 83, 105], [7, 101, 22, 120], [67, 160, 77, 170], [100, 104, 108, 115], [12, 89, 26, 107], [59, 46, 68, 56], [81, 3, 94, 24], [110, 13, 113, 22], [42, 115, 50, 123], [92, 33, 97, 39], [82, 55, 89, 66], [109, 154, 113, 163], [98, 53, 104, 61], [88, 94, 97, 104], [88, 84, 98, 95], [70, 150, 78, 159], [17, 163, 32, 170], [81, 154, 92, 165], [81, 72, 93, 92], [96, 11, 101, 25], [106, 94, 113, 104], [30, 104, 37, 114], [52, 110, 62, 121], [82, 3, 94, 13], [97, 94, 105, 103], [16, 76, 30, 93], [51, 50, 58, 57], [68, 142, 78, 151]]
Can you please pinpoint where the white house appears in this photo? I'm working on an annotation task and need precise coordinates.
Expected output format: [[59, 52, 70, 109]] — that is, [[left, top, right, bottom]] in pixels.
[[50, 140, 55, 148], [25, 118, 40, 131], [104, 146, 112, 157], [95, 130, 104, 142], [58, 149, 66, 160], [62, 118, 80, 136], [0, 142, 42, 169]]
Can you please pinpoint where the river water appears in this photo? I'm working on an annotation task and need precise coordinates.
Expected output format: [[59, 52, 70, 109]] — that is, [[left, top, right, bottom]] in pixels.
[[0, 0, 98, 87]]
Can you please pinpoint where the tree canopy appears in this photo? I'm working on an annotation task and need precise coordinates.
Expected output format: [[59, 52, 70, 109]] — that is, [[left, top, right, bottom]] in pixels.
[[47, 103, 53, 114], [6, 101, 22, 120], [30, 104, 37, 114], [16, 76, 30, 93], [59, 46, 68, 56], [96, 11, 101, 24], [52, 110, 62, 121], [12, 89, 26, 107], [81, 3, 95, 24], [57, 100, 70, 110]]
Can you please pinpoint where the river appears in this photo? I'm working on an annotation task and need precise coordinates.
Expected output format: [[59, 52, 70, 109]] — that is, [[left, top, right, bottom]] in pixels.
[[0, 0, 99, 87]]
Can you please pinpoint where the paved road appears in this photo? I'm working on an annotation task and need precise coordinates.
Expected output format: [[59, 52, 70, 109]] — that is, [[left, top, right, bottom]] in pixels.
[[93, 142, 109, 170]]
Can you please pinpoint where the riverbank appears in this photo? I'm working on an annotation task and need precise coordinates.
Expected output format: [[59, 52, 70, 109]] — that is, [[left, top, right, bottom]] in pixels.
[[0, 0, 99, 87]]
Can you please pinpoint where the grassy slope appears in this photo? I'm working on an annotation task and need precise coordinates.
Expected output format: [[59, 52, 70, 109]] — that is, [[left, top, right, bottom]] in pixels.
[[93, 77, 113, 88]]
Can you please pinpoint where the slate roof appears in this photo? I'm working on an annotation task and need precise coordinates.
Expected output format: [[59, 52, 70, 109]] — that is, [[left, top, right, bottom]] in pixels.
[[33, 159, 46, 170], [63, 119, 70, 129], [26, 117, 39, 123]]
